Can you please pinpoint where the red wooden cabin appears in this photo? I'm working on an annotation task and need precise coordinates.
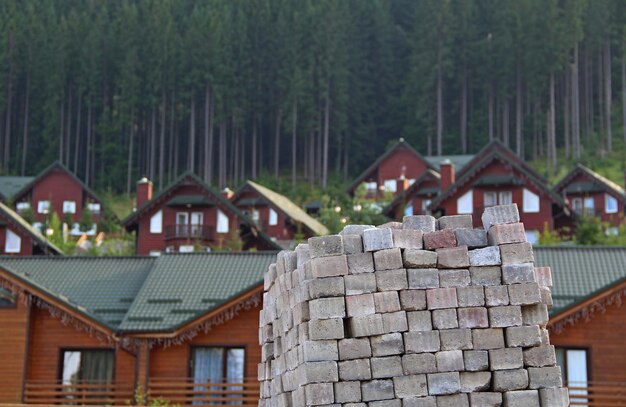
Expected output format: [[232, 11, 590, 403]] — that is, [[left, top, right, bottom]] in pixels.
[[0, 202, 63, 256], [554, 164, 625, 231], [10, 162, 106, 236], [429, 143, 572, 243], [383, 169, 441, 219], [231, 181, 328, 248], [0, 252, 275, 406], [123, 173, 280, 255]]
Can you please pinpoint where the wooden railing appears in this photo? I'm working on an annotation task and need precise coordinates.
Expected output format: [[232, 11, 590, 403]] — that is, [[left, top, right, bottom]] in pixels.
[[24, 381, 134, 405], [148, 378, 260, 406], [566, 381, 626, 406], [164, 225, 213, 241]]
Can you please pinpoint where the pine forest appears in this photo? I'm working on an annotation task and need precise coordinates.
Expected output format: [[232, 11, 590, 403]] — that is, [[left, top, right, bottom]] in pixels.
[[0, 0, 625, 194]]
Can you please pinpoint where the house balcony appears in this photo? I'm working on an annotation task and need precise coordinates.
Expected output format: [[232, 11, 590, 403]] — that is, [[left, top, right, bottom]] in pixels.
[[22, 378, 260, 405], [164, 225, 213, 241]]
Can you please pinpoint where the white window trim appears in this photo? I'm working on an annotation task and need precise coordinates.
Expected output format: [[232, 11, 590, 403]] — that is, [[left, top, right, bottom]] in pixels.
[[523, 188, 540, 213], [269, 208, 278, 226], [457, 190, 473, 214], [87, 203, 101, 214], [216, 209, 229, 234], [63, 200, 77, 214], [383, 179, 397, 193], [37, 200, 50, 214], [5, 229, 21, 253], [605, 194, 618, 214], [150, 210, 163, 234]]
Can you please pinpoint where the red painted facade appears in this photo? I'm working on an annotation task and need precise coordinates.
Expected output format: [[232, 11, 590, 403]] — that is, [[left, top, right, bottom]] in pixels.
[[385, 173, 440, 220], [434, 158, 559, 237], [555, 172, 625, 227], [12, 164, 103, 226], [233, 190, 294, 241], [0, 223, 34, 256]]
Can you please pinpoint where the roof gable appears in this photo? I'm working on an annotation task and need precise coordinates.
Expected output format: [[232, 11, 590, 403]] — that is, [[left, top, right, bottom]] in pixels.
[[347, 138, 437, 194], [12, 161, 104, 205], [0, 202, 63, 254], [123, 172, 281, 250], [430, 149, 565, 210], [233, 181, 329, 237], [383, 169, 441, 217], [554, 164, 626, 200]]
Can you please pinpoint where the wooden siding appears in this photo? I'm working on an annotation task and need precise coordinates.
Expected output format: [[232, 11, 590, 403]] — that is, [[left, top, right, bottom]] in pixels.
[[25, 307, 135, 386], [0, 222, 34, 256], [149, 304, 262, 380], [559, 172, 625, 226], [549, 301, 626, 383], [0, 295, 29, 403]]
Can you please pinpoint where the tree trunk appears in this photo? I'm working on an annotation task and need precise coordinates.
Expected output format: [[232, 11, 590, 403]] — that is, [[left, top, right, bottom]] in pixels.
[[21, 75, 30, 175], [126, 109, 135, 197], [309, 131, 315, 188], [322, 81, 331, 188], [85, 104, 92, 185], [219, 121, 226, 188], [208, 89, 214, 183], [291, 100, 297, 187], [598, 51, 604, 154], [564, 69, 571, 159], [502, 99, 510, 147], [252, 120, 257, 179], [3, 31, 14, 171], [203, 85, 210, 183], [488, 83, 494, 141], [65, 88, 72, 166], [169, 91, 176, 183], [460, 69, 468, 154], [436, 54, 443, 156], [549, 74, 557, 172], [74, 95, 81, 173], [572, 43, 581, 158], [622, 53, 626, 145], [59, 101, 64, 163], [149, 108, 156, 179], [188, 96, 196, 173], [515, 67, 523, 158], [274, 108, 282, 178], [604, 39, 612, 152], [159, 91, 166, 189]]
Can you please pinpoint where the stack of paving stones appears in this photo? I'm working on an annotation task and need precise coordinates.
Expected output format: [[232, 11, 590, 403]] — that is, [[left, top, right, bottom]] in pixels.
[[258, 204, 569, 407]]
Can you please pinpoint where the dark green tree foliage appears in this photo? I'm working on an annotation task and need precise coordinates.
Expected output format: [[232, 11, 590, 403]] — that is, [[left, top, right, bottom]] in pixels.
[[0, 0, 624, 192]]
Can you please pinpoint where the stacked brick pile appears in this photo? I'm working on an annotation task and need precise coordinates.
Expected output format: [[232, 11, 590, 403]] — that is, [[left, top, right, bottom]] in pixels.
[[258, 204, 569, 406]]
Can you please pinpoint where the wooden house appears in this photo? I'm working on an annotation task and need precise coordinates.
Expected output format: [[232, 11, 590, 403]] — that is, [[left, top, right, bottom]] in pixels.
[[9, 162, 107, 236], [428, 142, 572, 243], [0, 252, 276, 405], [231, 180, 329, 248], [535, 246, 626, 402], [382, 169, 441, 219], [0, 202, 63, 256], [554, 164, 625, 230], [123, 173, 281, 255]]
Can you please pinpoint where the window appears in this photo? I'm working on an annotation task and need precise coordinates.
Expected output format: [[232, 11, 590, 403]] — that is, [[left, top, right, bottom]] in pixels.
[[404, 203, 413, 217], [383, 179, 397, 193], [150, 210, 163, 234], [192, 347, 244, 403], [484, 192, 497, 207], [149, 250, 161, 257], [499, 191, 513, 205], [251, 209, 260, 224], [179, 245, 195, 253], [525, 230, 539, 245], [216, 209, 229, 233], [87, 203, 101, 214], [0, 287, 15, 307], [571, 197, 583, 215], [422, 199, 432, 213], [63, 201, 76, 214], [605, 194, 618, 214], [457, 190, 473, 214], [269, 208, 278, 226], [606, 226, 619, 236], [176, 212, 189, 225], [16, 202, 30, 212], [363, 182, 377, 192], [37, 200, 50, 214], [408, 179, 416, 186], [523, 189, 540, 213], [62, 350, 115, 385], [583, 197, 595, 215], [556, 348, 587, 403], [5, 229, 21, 253]]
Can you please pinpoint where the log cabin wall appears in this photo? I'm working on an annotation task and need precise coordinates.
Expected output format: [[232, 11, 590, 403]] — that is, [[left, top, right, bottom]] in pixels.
[[0, 294, 30, 403]]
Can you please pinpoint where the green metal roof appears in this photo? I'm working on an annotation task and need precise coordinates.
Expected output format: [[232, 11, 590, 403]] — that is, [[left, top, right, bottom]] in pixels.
[[562, 181, 605, 194], [237, 197, 269, 207], [0, 257, 153, 328], [534, 246, 626, 316], [166, 195, 214, 207], [0, 252, 278, 333], [425, 155, 474, 173], [0, 176, 35, 201], [120, 252, 277, 332], [473, 175, 523, 187]]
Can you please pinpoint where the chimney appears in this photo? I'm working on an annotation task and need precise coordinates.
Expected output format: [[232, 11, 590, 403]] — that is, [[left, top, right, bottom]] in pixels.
[[396, 176, 409, 194], [222, 187, 234, 200], [440, 159, 455, 191], [136, 177, 153, 209]]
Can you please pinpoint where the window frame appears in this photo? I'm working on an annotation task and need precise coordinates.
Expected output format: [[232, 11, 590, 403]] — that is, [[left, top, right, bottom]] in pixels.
[[383, 179, 397, 193], [0, 287, 17, 308], [483, 191, 497, 207], [555, 346, 591, 386], [571, 197, 583, 215], [499, 191, 513, 205], [457, 190, 473, 214], [37, 200, 50, 214], [63, 201, 77, 214], [216, 209, 230, 234], [5, 229, 22, 254], [268, 208, 278, 226], [523, 188, 540, 213], [58, 348, 116, 384], [189, 345, 247, 382], [150, 210, 163, 234], [605, 193, 618, 214]]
